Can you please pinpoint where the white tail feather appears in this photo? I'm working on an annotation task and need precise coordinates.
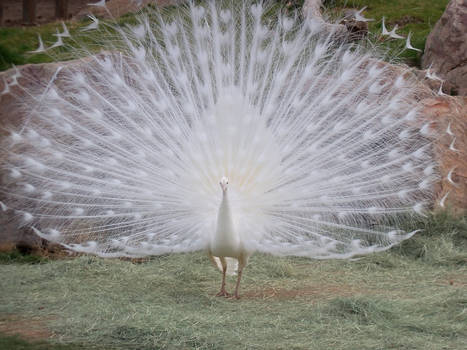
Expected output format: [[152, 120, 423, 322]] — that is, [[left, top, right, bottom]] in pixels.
[[212, 257, 238, 276]]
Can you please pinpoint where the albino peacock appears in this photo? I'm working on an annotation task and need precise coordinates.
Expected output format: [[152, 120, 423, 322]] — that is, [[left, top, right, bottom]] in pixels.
[[0, 1, 436, 298]]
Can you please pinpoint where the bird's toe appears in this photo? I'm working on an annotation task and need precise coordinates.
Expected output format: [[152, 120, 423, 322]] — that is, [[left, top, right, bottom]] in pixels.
[[215, 290, 230, 297]]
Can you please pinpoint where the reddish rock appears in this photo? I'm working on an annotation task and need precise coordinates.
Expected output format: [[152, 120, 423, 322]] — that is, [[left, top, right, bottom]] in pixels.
[[0, 62, 74, 136], [0, 60, 82, 249], [422, 97, 467, 213], [422, 0, 467, 95]]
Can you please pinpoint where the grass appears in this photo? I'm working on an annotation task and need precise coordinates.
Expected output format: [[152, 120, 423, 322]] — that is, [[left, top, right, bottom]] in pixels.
[[0, 20, 83, 71], [0, 0, 449, 71], [0, 250, 48, 264], [324, 0, 450, 66], [0, 335, 86, 350], [0, 212, 465, 349]]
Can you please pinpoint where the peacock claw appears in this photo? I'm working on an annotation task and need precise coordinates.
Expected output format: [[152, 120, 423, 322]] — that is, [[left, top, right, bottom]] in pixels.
[[216, 290, 230, 297]]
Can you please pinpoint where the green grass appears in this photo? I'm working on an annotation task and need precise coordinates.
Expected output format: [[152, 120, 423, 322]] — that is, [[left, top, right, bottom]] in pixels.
[[325, 0, 450, 66], [0, 21, 83, 71], [0, 250, 48, 264], [0, 213, 465, 349], [0, 0, 449, 71], [0, 334, 86, 350]]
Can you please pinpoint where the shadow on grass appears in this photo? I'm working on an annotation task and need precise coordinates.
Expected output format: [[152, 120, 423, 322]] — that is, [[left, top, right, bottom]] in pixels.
[[325, 297, 395, 324], [0, 334, 89, 350], [0, 250, 48, 265]]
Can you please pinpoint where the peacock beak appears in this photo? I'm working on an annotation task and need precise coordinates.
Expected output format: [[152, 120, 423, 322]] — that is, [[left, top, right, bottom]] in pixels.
[[220, 182, 228, 192]]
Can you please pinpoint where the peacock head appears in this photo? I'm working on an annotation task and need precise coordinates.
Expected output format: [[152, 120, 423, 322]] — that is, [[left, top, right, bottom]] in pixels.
[[219, 176, 229, 192]]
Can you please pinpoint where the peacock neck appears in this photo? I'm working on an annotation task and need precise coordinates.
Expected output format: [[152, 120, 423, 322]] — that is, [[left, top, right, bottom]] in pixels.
[[215, 190, 238, 244], [218, 190, 232, 225]]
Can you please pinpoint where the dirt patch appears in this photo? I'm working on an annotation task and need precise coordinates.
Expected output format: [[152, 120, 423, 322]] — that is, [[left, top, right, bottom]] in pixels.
[[0, 315, 54, 341], [243, 283, 362, 300], [436, 273, 467, 287]]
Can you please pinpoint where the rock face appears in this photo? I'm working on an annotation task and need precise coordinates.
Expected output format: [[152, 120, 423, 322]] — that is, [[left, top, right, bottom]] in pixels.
[[422, 0, 467, 95], [0, 60, 82, 250], [422, 97, 467, 213]]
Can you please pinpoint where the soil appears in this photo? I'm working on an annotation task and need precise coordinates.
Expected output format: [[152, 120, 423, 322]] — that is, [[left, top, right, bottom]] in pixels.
[[0, 315, 54, 341]]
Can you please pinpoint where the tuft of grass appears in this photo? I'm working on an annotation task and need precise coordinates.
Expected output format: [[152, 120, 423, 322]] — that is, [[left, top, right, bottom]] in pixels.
[[0, 249, 48, 265], [392, 212, 467, 265], [325, 297, 395, 324]]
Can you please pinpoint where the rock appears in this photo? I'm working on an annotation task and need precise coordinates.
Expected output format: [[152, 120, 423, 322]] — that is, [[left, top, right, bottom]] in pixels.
[[0, 61, 78, 136], [411, 67, 455, 96], [76, 0, 185, 19], [422, 0, 467, 95], [446, 66, 467, 96], [0, 60, 84, 251], [421, 96, 467, 213]]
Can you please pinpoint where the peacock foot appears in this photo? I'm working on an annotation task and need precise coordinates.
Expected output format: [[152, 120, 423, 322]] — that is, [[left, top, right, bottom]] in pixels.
[[215, 290, 230, 297]]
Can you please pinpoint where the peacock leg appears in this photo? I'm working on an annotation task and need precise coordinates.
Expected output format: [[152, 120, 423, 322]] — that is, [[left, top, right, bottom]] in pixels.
[[216, 257, 230, 297], [232, 257, 246, 299]]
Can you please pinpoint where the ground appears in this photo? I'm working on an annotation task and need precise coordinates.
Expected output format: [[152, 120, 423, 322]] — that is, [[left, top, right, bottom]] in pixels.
[[0, 213, 466, 349], [0, 1, 465, 349]]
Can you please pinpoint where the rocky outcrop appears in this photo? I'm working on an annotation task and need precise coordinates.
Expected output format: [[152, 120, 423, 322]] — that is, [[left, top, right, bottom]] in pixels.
[[0, 60, 84, 250], [422, 97, 467, 213], [0, 61, 78, 137], [422, 0, 467, 95]]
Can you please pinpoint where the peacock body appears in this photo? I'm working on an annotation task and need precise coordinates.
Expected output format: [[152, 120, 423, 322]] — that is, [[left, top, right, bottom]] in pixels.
[[1, 1, 435, 293]]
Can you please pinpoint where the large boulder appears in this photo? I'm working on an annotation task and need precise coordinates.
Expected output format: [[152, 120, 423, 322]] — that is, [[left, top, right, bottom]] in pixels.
[[422, 97, 467, 213], [0, 60, 83, 251], [422, 0, 467, 95]]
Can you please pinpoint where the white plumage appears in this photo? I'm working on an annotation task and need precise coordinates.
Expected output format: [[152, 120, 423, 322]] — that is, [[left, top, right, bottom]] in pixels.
[[1, 1, 435, 297], [405, 32, 422, 52], [354, 7, 374, 22]]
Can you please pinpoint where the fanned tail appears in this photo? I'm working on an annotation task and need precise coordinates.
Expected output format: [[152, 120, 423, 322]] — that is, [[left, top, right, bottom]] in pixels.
[[0, 1, 437, 259]]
